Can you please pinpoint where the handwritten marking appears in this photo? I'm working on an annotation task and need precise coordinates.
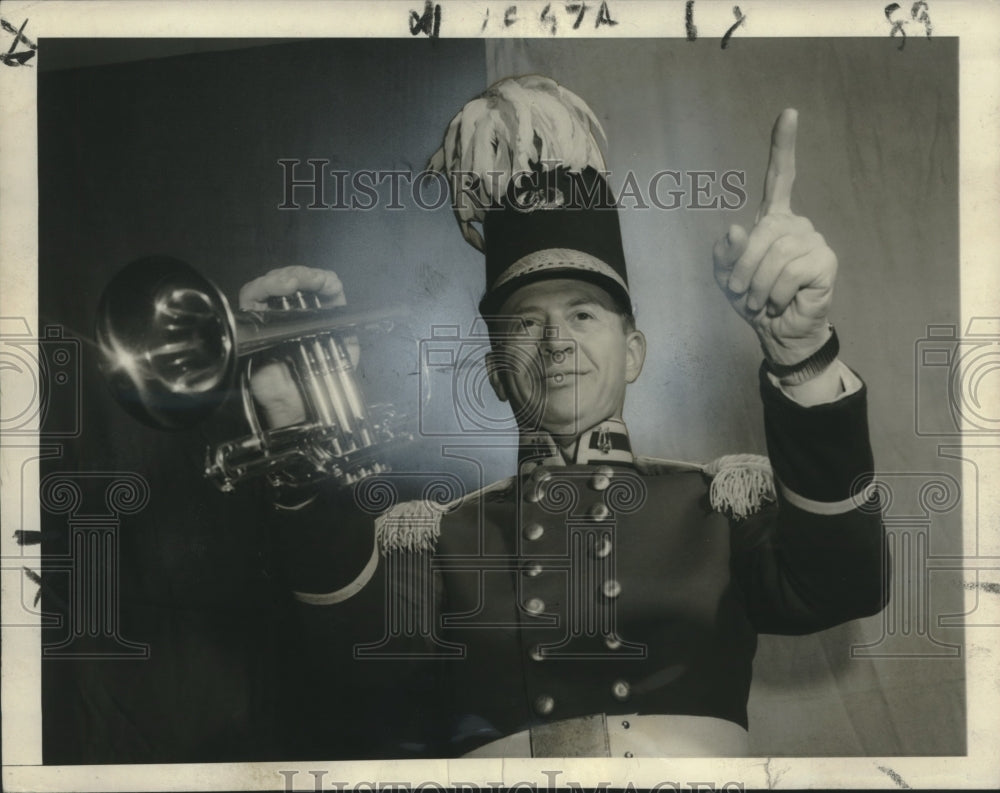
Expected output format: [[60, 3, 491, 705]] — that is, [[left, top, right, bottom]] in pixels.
[[964, 580, 1000, 595], [1, 16, 35, 66], [565, 2, 589, 30], [721, 5, 746, 49], [595, 0, 617, 27], [685, 0, 697, 40], [1, 16, 36, 48], [877, 766, 912, 789], [541, 3, 557, 34], [885, 1, 933, 50], [409, 1, 442, 38], [23, 566, 42, 607]]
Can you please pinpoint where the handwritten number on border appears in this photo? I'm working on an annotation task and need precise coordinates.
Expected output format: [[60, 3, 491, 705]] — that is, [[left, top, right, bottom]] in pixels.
[[885, 1, 933, 50]]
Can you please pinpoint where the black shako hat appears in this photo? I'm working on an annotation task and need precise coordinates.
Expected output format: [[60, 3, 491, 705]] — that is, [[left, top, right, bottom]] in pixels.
[[479, 165, 629, 316], [427, 75, 631, 318]]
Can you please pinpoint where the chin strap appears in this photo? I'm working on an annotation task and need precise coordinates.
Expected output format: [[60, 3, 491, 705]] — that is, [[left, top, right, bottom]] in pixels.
[[704, 454, 776, 520]]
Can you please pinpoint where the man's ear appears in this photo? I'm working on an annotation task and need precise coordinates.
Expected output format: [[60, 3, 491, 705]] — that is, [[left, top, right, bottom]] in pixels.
[[624, 329, 646, 384], [486, 350, 509, 402]]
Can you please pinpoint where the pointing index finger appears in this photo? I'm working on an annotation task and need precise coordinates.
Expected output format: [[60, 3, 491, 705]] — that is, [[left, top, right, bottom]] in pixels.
[[758, 108, 798, 219]]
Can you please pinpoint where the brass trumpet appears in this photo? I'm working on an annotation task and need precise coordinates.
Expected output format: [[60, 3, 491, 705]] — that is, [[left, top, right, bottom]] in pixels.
[[96, 256, 412, 492]]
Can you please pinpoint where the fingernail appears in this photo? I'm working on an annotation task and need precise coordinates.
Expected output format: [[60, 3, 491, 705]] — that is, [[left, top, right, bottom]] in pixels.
[[746, 296, 760, 311], [728, 277, 744, 293]]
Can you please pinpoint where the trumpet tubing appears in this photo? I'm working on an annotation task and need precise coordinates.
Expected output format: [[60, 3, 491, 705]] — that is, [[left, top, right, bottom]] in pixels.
[[96, 256, 411, 491]]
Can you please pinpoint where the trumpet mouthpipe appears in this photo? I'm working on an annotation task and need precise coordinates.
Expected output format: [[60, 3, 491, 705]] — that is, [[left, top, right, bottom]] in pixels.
[[233, 305, 408, 357]]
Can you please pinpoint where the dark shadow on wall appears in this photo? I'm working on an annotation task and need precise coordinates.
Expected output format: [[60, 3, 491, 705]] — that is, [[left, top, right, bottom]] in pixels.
[[38, 37, 488, 765]]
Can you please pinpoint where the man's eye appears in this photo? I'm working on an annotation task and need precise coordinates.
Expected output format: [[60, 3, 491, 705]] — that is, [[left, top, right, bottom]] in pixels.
[[574, 311, 595, 321]]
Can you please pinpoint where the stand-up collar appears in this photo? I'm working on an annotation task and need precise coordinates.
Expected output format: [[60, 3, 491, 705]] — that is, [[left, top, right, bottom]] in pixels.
[[518, 418, 635, 467]]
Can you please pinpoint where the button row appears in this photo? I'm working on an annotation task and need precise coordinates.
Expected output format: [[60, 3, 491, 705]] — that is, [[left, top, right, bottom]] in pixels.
[[519, 579, 620, 606], [522, 465, 619, 503], [529, 678, 631, 717], [528, 635, 627, 657]]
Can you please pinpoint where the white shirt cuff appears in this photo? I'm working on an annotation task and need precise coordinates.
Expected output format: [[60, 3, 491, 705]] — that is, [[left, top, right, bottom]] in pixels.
[[768, 359, 863, 405]]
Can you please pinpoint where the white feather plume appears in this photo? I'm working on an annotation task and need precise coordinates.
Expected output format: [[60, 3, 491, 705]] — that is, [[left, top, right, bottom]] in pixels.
[[427, 74, 608, 251]]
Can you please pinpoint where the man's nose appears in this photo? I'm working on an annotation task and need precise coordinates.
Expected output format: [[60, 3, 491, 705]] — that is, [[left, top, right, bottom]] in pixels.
[[540, 324, 574, 359]]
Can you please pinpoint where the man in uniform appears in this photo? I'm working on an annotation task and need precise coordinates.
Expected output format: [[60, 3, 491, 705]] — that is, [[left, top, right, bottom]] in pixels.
[[245, 76, 888, 758]]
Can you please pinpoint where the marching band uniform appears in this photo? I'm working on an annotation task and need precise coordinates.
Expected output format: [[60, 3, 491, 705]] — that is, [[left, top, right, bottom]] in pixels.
[[276, 363, 887, 758], [270, 76, 889, 758]]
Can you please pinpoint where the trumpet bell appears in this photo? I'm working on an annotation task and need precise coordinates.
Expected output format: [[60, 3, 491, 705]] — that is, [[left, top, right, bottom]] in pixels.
[[96, 256, 238, 430]]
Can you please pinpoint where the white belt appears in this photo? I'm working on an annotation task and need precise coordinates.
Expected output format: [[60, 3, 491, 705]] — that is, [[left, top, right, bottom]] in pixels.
[[462, 713, 750, 758]]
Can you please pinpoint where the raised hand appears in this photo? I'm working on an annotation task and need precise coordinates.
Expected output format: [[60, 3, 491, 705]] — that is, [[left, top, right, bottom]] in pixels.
[[712, 109, 837, 366]]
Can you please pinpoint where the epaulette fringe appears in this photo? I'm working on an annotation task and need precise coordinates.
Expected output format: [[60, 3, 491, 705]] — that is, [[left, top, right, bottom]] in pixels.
[[374, 477, 515, 553], [374, 501, 444, 554], [704, 454, 775, 520]]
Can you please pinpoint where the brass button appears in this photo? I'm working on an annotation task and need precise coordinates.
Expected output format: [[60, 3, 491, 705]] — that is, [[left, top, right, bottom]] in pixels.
[[534, 695, 555, 716], [621, 720, 630, 729], [525, 597, 546, 615], [592, 536, 612, 559], [524, 487, 543, 503], [588, 502, 611, 521], [612, 679, 630, 701], [529, 645, 545, 662], [590, 465, 615, 491], [534, 469, 553, 484], [601, 579, 621, 599], [523, 470, 550, 502], [524, 468, 552, 503], [522, 561, 543, 577], [524, 469, 556, 503], [523, 522, 544, 541], [605, 636, 622, 650], [624, 751, 634, 758]]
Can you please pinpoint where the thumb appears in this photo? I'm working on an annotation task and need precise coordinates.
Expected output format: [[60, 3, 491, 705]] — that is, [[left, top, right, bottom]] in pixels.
[[713, 224, 749, 291]]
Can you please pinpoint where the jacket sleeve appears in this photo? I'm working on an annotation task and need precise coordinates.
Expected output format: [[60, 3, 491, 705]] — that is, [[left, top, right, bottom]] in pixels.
[[267, 483, 448, 757], [729, 363, 891, 635]]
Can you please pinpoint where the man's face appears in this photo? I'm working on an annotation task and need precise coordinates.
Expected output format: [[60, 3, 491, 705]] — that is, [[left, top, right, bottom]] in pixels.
[[487, 279, 646, 438]]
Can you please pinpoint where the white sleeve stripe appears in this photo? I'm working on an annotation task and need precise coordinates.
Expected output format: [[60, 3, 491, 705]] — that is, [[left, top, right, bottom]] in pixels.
[[292, 533, 379, 605], [777, 477, 875, 516]]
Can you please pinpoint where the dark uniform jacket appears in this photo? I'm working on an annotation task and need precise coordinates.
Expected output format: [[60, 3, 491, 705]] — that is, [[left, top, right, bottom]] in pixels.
[[273, 366, 889, 758]]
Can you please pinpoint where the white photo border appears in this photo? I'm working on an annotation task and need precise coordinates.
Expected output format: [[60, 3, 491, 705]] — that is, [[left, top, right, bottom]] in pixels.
[[2, 1, 998, 790]]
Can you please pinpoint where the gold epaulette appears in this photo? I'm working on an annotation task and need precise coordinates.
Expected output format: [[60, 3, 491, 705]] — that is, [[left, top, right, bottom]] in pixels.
[[374, 500, 446, 553], [374, 477, 515, 553], [703, 454, 775, 520]]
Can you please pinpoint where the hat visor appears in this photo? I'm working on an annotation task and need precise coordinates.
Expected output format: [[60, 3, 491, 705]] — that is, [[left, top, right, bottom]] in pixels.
[[478, 248, 632, 318]]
